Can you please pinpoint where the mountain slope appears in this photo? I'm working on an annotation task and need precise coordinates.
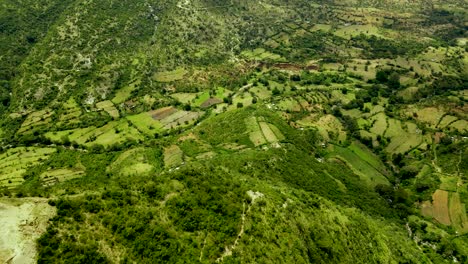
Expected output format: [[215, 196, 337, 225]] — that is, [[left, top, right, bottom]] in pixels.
[[0, 0, 467, 263]]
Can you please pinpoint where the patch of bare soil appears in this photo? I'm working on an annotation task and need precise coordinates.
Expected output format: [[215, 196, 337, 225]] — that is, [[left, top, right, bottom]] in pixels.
[[150, 107, 178, 120], [0, 198, 55, 264]]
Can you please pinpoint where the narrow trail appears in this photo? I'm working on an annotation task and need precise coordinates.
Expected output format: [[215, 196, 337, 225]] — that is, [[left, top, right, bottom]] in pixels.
[[199, 234, 208, 262], [216, 191, 263, 263], [456, 150, 463, 192], [216, 203, 247, 262], [431, 136, 442, 173]]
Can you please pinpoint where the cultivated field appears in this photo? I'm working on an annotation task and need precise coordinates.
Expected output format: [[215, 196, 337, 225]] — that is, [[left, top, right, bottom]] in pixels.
[[58, 97, 82, 125], [432, 190, 451, 226], [150, 107, 203, 130], [0, 147, 56, 189], [17, 109, 54, 134], [385, 119, 424, 154], [241, 48, 284, 61], [112, 79, 141, 104], [449, 193, 468, 233], [153, 68, 187, 82], [46, 120, 144, 147], [422, 189, 468, 233], [41, 168, 85, 187], [164, 145, 184, 168], [329, 144, 389, 186], [96, 100, 119, 119], [307, 115, 347, 142], [245, 117, 284, 147], [108, 148, 152, 175], [127, 113, 164, 137]]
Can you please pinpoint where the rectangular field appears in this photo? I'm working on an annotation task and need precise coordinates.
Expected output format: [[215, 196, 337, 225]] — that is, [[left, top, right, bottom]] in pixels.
[[153, 68, 187, 82], [127, 113, 164, 136], [449, 193, 468, 233], [432, 189, 451, 225], [329, 145, 389, 186], [259, 122, 278, 143]]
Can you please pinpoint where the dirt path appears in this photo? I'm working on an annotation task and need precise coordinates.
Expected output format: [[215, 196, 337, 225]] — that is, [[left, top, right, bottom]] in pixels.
[[0, 198, 55, 264], [431, 137, 442, 173], [456, 150, 463, 192], [216, 191, 264, 262]]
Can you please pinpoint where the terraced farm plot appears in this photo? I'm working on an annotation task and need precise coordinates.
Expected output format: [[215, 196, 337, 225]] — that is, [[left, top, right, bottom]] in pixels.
[[449, 193, 468, 233], [369, 113, 387, 135], [348, 142, 387, 173], [161, 111, 203, 130], [96, 100, 119, 118], [58, 97, 82, 124], [311, 24, 331, 32], [241, 48, 283, 61], [278, 98, 301, 112], [384, 119, 423, 154], [91, 120, 143, 146], [359, 130, 377, 143], [0, 147, 56, 189], [164, 145, 184, 168], [440, 176, 458, 192], [150, 107, 178, 120], [331, 90, 355, 104], [412, 107, 445, 128], [153, 68, 187, 82], [357, 118, 370, 130], [171, 93, 198, 104], [386, 134, 423, 154], [259, 122, 278, 143], [342, 109, 362, 119], [45, 127, 96, 145], [192, 92, 211, 107], [423, 190, 468, 232], [127, 112, 164, 137], [190, 87, 228, 107], [245, 117, 284, 146], [200, 98, 223, 108], [385, 119, 404, 138], [370, 105, 385, 115], [398, 87, 420, 101], [460, 90, 468, 100], [438, 115, 458, 128], [18, 109, 54, 134], [112, 79, 141, 104], [46, 120, 143, 146], [229, 93, 254, 111], [108, 147, 156, 176], [449, 120, 468, 133], [121, 164, 154, 176], [334, 24, 382, 39], [310, 115, 347, 142], [329, 145, 389, 186], [432, 190, 451, 225], [196, 151, 216, 160], [41, 169, 85, 186]]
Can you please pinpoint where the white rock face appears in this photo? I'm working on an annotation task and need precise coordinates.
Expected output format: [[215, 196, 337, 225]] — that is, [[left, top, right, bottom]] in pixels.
[[0, 199, 56, 264], [247, 190, 264, 203]]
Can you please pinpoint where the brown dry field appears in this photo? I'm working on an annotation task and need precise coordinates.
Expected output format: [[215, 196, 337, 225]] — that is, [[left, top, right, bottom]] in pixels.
[[150, 107, 178, 120]]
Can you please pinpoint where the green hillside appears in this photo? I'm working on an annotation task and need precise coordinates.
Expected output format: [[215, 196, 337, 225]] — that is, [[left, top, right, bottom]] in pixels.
[[0, 0, 467, 263]]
